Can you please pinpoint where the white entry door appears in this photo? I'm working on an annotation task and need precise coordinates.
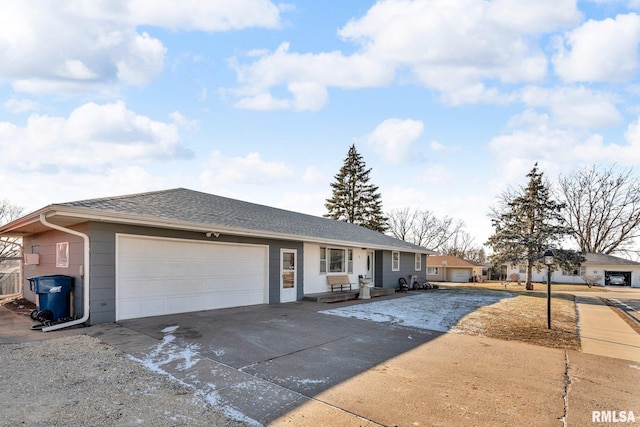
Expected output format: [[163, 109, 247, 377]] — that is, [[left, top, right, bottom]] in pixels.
[[280, 249, 297, 303], [366, 250, 375, 281]]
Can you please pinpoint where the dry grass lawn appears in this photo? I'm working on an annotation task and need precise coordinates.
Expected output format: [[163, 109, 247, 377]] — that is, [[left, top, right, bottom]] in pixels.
[[446, 282, 584, 350]]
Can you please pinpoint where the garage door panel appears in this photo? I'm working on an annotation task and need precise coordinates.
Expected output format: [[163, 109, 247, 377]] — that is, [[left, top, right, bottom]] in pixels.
[[116, 235, 268, 320], [450, 269, 471, 283]]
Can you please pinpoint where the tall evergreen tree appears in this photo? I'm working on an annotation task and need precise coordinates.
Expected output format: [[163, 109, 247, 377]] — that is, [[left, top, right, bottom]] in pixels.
[[486, 164, 575, 289], [325, 144, 387, 232]]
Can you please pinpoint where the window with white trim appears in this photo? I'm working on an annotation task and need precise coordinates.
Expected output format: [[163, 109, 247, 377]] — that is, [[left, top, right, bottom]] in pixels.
[[392, 251, 400, 271], [415, 253, 421, 271], [320, 247, 354, 274], [562, 266, 585, 276], [347, 249, 353, 274], [427, 267, 439, 275], [329, 248, 346, 273], [320, 247, 326, 273]]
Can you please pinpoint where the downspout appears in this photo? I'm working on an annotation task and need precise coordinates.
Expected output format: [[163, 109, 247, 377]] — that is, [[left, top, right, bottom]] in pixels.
[[39, 213, 90, 332]]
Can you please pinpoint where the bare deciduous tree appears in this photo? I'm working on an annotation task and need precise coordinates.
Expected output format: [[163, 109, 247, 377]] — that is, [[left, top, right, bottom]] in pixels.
[[387, 208, 461, 250], [558, 165, 640, 258], [441, 232, 487, 264], [386, 207, 485, 261], [0, 200, 24, 258], [386, 207, 416, 243]]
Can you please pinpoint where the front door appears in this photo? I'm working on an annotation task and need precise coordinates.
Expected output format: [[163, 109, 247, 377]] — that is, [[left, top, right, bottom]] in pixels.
[[366, 250, 375, 282], [280, 249, 297, 303]]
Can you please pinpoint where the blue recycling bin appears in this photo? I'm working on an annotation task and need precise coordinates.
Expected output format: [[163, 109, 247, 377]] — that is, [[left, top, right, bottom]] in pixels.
[[28, 275, 72, 321]]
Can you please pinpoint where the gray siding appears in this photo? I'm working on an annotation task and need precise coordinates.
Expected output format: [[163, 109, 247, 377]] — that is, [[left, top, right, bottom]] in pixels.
[[87, 222, 303, 323], [376, 250, 425, 290], [22, 219, 422, 324]]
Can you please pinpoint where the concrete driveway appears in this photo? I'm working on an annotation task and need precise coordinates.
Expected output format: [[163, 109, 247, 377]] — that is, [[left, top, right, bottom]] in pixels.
[[94, 296, 598, 426], [4, 291, 640, 425], [119, 299, 446, 402]]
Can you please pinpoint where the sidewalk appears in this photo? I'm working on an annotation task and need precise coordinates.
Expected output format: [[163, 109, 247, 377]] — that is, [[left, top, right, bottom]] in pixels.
[[575, 294, 640, 363]]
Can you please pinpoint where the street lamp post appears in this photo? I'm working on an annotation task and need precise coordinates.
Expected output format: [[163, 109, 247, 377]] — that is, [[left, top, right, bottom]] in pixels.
[[543, 250, 555, 329]]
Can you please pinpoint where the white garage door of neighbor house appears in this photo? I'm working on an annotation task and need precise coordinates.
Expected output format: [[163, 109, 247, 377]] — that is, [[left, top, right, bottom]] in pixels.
[[450, 269, 471, 283], [116, 235, 269, 321]]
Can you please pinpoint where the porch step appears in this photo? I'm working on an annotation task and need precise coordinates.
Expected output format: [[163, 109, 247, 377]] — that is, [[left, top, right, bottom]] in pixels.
[[303, 287, 396, 303], [370, 287, 396, 297], [303, 291, 358, 303]]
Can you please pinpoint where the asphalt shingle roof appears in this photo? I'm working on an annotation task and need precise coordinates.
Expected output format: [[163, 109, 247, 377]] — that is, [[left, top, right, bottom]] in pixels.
[[583, 252, 640, 266], [57, 188, 429, 252]]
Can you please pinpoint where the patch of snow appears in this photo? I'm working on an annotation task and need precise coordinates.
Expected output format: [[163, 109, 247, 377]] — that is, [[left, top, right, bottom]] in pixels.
[[285, 376, 329, 386], [630, 365, 640, 371], [161, 325, 179, 334], [210, 347, 225, 357], [320, 290, 513, 332], [128, 326, 262, 426]]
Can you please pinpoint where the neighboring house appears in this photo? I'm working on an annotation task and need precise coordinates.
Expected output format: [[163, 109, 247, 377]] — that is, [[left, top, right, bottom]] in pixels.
[[427, 255, 485, 283], [0, 188, 434, 325], [505, 252, 640, 288]]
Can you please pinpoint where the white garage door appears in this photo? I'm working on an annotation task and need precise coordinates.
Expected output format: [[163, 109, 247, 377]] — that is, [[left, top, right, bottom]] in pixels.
[[449, 269, 471, 283], [116, 235, 268, 320]]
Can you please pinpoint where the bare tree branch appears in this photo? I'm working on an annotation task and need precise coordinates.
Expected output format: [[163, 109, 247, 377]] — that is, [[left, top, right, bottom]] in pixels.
[[386, 207, 484, 261], [557, 165, 640, 256], [0, 200, 24, 258]]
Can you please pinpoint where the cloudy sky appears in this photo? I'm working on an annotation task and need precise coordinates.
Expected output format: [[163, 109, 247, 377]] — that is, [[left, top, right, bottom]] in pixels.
[[1, 0, 640, 248]]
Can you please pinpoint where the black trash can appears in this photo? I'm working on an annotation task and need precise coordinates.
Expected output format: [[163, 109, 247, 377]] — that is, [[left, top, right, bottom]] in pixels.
[[28, 275, 72, 321]]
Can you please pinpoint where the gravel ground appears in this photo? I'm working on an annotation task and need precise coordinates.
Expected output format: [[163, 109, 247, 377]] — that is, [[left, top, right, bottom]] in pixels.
[[0, 335, 249, 427]]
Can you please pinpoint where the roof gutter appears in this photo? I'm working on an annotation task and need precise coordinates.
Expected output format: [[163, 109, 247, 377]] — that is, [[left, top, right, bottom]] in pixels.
[[38, 213, 90, 332]]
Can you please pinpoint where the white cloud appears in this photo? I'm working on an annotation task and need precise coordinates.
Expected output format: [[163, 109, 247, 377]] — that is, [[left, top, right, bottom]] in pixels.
[[553, 13, 640, 83], [229, 43, 392, 110], [3, 98, 39, 113], [230, 0, 581, 109], [169, 111, 200, 131], [57, 59, 99, 80], [0, 101, 191, 173], [129, 0, 282, 31], [519, 85, 622, 128], [488, 111, 640, 185], [429, 141, 447, 152], [341, 0, 578, 86], [0, 2, 165, 94], [0, 1, 283, 95], [363, 118, 424, 164], [200, 151, 294, 185], [116, 32, 166, 86]]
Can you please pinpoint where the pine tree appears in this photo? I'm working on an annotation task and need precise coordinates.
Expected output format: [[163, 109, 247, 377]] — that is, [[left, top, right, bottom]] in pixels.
[[324, 144, 387, 233], [486, 164, 572, 289]]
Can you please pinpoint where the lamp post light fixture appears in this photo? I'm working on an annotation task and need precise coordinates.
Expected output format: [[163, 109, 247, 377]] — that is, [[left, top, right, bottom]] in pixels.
[[543, 249, 554, 329]]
